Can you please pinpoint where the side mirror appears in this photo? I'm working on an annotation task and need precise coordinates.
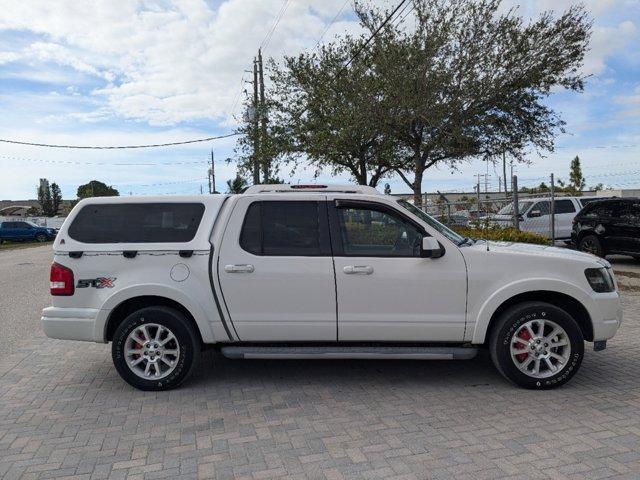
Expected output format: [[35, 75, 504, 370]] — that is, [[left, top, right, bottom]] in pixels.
[[421, 236, 444, 259], [528, 210, 541, 218]]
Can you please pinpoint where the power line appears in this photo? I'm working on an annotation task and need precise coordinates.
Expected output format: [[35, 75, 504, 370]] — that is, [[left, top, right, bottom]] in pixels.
[[260, 0, 291, 52], [0, 154, 208, 166], [313, 0, 350, 50], [0, 132, 240, 150], [343, 0, 409, 69]]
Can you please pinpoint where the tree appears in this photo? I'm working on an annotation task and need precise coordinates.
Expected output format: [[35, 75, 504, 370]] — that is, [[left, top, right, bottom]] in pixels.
[[569, 155, 586, 192], [37, 178, 54, 217], [50, 183, 62, 215], [77, 180, 119, 199], [268, 35, 398, 187], [226, 174, 249, 194], [38, 181, 53, 217], [359, 0, 591, 206]]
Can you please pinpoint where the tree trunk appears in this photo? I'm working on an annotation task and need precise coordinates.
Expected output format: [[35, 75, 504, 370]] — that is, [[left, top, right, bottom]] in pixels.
[[412, 170, 423, 208], [358, 159, 368, 185], [412, 151, 423, 208]]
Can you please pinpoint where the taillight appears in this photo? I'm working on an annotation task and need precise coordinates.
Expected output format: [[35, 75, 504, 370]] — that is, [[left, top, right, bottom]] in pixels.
[[50, 262, 74, 296]]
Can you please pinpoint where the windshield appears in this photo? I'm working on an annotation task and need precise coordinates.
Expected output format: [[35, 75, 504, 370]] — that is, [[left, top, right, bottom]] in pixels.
[[397, 200, 466, 245], [497, 201, 534, 216], [25, 221, 40, 228]]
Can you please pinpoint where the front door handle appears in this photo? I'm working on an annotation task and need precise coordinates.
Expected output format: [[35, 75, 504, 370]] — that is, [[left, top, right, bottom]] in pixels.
[[343, 265, 374, 275], [224, 264, 255, 273]]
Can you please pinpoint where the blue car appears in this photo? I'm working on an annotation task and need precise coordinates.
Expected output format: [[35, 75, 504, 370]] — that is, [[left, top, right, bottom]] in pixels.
[[0, 220, 57, 243]]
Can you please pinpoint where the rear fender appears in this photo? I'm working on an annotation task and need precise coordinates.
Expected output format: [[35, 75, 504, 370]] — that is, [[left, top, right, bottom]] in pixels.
[[95, 284, 216, 343]]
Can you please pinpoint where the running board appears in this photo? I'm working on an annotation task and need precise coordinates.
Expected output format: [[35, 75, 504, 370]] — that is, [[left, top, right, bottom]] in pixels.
[[220, 345, 478, 360]]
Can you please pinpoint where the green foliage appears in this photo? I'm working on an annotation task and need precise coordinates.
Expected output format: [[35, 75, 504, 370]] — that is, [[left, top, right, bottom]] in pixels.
[[226, 174, 249, 194], [569, 155, 586, 192], [358, 0, 590, 206], [37, 180, 53, 216], [50, 183, 62, 215], [77, 180, 119, 199], [37, 178, 62, 217], [267, 34, 399, 187], [454, 225, 549, 245]]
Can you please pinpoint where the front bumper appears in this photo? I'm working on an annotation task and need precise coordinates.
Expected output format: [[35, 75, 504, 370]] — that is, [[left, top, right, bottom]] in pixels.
[[590, 292, 623, 342], [41, 306, 101, 342]]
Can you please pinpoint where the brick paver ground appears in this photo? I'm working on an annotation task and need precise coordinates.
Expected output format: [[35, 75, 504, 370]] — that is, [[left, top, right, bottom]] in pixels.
[[1, 294, 639, 479]]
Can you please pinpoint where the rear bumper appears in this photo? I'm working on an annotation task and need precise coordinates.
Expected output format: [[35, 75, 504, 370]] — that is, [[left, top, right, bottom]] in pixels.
[[41, 307, 101, 342]]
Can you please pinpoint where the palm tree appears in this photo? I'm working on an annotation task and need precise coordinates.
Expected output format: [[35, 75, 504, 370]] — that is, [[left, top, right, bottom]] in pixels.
[[226, 175, 249, 194]]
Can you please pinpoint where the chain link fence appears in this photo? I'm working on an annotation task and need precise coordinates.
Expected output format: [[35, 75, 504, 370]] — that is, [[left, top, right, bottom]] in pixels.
[[424, 175, 610, 245]]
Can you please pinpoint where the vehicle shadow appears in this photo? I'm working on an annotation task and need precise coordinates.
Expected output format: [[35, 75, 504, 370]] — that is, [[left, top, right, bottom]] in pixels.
[[186, 348, 503, 390]]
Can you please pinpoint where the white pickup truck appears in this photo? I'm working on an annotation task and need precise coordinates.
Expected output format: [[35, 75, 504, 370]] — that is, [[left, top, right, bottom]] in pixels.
[[42, 184, 622, 391]]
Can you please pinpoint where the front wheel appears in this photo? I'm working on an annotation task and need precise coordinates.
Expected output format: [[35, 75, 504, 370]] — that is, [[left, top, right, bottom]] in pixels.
[[112, 306, 200, 391], [490, 302, 584, 389], [35, 233, 47, 242], [578, 234, 604, 257]]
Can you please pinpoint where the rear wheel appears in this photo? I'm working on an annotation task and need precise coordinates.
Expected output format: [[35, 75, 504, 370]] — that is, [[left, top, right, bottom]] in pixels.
[[578, 234, 604, 257], [112, 306, 200, 391], [490, 302, 584, 389]]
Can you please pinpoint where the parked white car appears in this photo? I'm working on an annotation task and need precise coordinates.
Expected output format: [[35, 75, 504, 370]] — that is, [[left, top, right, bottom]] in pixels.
[[492, 196, 604, 239], [42, 185, 622, 390]]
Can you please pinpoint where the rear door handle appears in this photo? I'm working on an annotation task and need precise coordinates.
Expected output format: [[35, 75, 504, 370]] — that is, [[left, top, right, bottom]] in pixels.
[[343, 265, 374, 275], [224, 264, 255, 273]]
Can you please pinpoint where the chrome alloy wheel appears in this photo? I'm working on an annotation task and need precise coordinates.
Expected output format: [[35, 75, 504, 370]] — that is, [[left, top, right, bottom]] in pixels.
[[124, 322, 180, 380], [510, 319, 571, 379]]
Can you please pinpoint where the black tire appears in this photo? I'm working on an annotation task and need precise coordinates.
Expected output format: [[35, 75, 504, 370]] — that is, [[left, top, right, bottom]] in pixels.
[[578, 234, 604, 257], [35, 233, 47, 243], [112, 306, 200, 391], [489, 302, 584, 389]]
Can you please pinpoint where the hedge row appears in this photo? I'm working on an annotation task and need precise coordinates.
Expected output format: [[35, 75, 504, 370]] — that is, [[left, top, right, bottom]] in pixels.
[[452, 226, 549, 245]]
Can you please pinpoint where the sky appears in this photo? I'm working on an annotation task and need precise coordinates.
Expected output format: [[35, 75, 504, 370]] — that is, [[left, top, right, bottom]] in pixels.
[[0, 0, 639, 199]]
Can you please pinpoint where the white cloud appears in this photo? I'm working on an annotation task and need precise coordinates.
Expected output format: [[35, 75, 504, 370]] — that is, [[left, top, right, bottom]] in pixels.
[[0, 0, 360, 126]]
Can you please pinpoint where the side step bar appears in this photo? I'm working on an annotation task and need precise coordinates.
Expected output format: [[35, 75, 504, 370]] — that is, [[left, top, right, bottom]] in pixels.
[[220, 346, 478, 360]]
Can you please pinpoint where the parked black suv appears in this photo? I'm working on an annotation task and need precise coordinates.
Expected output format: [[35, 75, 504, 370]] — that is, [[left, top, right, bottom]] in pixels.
[[572, 198, 640, 260]]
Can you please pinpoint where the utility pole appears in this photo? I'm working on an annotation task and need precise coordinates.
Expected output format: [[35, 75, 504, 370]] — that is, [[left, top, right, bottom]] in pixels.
[[208, 150, 216, 194], [550, 173, 556, 245], [512, 175, 519, 230], [252, 57, 260, 185], [258, 48, 269, 183], [502, 151, 508, 196]]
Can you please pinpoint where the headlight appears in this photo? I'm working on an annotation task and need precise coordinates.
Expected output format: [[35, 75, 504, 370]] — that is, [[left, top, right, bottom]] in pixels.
[[585, 267, 615, 293]]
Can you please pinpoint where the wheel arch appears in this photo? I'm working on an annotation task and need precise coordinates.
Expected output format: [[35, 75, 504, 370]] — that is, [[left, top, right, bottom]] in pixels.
[[481, 290, 593, 345], [104, 295, 204, 343]]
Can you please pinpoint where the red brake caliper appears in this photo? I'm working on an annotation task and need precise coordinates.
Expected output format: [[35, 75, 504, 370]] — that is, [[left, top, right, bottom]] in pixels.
[[515, 329, 531, 362]]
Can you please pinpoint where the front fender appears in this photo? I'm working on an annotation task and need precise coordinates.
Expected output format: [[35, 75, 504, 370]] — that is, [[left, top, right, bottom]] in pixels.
[[94, 283, 216, 343], [470, 278, 595, 344]]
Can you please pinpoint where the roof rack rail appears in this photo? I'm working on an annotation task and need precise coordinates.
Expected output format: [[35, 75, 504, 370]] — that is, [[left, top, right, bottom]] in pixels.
[[244, 184, 381, 195]]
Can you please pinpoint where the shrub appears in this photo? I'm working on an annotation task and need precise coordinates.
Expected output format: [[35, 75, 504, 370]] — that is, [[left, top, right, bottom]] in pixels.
[[453, 226, 549, 245]]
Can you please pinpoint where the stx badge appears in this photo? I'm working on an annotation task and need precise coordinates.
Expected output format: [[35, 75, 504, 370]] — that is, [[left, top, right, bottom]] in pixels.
[[77, 277, 116, 289]]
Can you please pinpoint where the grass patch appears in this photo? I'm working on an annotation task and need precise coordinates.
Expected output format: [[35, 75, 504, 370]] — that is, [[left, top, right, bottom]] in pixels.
[[0, 241, 53, 251]]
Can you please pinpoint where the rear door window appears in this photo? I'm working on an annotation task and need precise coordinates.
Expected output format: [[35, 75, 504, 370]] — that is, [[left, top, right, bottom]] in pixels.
[[554, 200, 576, 214], [68, 203, 205, 243], [239, 201, 330, 256]]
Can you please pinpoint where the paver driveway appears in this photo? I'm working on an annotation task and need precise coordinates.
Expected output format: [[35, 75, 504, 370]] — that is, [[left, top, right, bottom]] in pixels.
[[0, 248, 639, 479]]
